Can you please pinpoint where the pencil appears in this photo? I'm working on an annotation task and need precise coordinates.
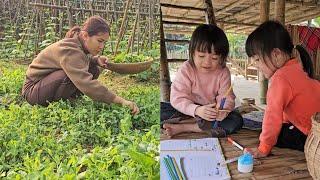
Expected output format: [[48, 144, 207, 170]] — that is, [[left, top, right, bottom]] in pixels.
[[223, 83, 233, 97], [166, 155, 179, 180], [172, 157, 184, 180], [163, 157, 176, 180], [218, 109, 232, 113]]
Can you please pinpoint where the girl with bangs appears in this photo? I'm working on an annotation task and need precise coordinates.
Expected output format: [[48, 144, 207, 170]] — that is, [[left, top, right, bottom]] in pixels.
[[162, 24, 243, 137], [244, 20, 320, 158]]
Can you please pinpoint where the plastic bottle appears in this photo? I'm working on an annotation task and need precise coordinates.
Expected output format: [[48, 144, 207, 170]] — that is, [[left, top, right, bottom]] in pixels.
[[237, 152, 253, 173]]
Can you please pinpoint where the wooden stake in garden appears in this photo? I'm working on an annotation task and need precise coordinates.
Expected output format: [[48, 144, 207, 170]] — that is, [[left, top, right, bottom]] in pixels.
[[127, 0, 142, 54], [114, 0, 132, 56]]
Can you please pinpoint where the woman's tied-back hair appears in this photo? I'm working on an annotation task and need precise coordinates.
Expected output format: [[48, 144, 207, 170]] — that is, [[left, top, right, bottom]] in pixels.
[[245, 20, 314, 78], [65, 15, 110, 38], [189, 24, 229, 68]]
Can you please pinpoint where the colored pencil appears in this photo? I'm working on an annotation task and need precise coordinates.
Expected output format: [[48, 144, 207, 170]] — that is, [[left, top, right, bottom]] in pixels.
[[163, 157, 176, 180], [166, 155, 179, 180], [172, 157, 184, 180]]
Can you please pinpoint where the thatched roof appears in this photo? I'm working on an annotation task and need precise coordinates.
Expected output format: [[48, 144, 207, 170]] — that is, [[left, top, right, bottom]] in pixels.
[[160, 0, 320, 35]]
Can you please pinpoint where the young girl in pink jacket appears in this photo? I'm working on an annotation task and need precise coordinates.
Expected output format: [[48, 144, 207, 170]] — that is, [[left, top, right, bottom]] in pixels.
[[244, 21, 320, 158], [161, 24, 243, 137]]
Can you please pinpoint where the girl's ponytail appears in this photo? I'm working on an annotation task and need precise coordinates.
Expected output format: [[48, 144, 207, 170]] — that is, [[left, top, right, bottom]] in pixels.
[[295, 45, 314, 79], [65, 26, 81, 38]]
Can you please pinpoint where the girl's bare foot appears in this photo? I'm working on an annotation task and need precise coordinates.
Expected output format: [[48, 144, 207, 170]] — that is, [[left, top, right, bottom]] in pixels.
[[163, 123, 185, 137], [163, 123, 203, 137]]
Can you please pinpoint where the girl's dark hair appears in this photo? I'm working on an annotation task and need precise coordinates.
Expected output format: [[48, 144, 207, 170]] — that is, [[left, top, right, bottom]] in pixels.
[[189, 24, 229, 67], [65, 15, 110, 38], [296, 44, 314, 78], [245, 20, 314, 78]]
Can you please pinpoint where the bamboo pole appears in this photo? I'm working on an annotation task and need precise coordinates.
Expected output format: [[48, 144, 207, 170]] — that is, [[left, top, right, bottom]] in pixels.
[[114, 0, 132, 56], [112, 0, 117, 22], [140, 22, 147, 50], [160, 3, 205, 11], [162, 15, 258, 27], [275, 0, 285, 24], [66, 3, 74, 28], [259, 0, 270, 105], [160, 9, 171, 102], [59, 11, 64, 38], [230, 5, 304, 33], [287, 9, 320, 24], [24, 11, 36, 60], [126, 0, 142, 54], [28, 3, 159, 16], [90, 0, 94, 16], [34, 10, 40, 56], [215, 0, 247, 17], [53, 0, 60, 35], [148, 0, 154, 49], [204, 0, 216, 25], [136, 9, 140, 54]]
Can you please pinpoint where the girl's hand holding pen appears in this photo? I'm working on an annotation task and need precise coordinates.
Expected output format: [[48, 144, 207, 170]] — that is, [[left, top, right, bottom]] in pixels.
[[216, 109, 231, 121], [195, 103, 218, 121]]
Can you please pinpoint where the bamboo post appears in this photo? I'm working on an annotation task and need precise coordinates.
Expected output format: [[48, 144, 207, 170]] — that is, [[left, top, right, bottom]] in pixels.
[[53, 0, 60, 35], [259, 0, 270, 105], [112, 0, 117, 22], [14, 0, 22, 40], [148, 0, 152, 49], [35, 10, 40, 56], [275, 0, 285, 24], [114, 0, 132, 56], [90, 0, 94, 16], [141, 22, 147, 50], [126, 0, 142, 54], [80, 0, 85, 20], [105, 3, 110, 21], [24, 11, 36, 60], [204, 0, 216, 25], [137, 9, 140, 54], [148, 0, 154, 49], [160, 9, 171, 102], [59, 11, 64, 38], [67, 4, 74, 28], [39, 8, 45, 43]]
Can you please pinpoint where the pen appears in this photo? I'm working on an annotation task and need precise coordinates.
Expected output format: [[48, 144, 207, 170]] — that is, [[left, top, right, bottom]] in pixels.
[[212, 84, 233, 128], [227, 137, 244, 151], [217, 156, 239, 166]]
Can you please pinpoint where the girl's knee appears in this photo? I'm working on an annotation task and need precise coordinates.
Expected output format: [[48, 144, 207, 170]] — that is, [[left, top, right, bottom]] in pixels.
[[222, 111, 244, 134]]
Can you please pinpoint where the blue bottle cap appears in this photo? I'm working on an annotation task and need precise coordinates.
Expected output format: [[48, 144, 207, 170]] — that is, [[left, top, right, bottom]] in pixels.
[[238, 152, 253, 165]]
